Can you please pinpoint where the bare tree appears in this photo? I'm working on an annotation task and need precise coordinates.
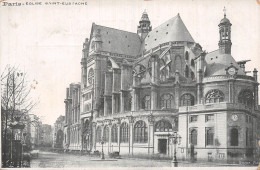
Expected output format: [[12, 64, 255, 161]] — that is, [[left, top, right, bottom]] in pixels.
[[1, 65, 39, 167]]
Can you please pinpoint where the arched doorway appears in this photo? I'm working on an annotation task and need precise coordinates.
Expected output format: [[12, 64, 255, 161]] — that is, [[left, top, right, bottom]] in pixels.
[[56, 130, 64, 148]]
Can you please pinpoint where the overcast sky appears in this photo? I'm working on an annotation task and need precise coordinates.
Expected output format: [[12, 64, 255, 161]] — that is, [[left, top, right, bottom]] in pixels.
[[1, 0, 260, 125]]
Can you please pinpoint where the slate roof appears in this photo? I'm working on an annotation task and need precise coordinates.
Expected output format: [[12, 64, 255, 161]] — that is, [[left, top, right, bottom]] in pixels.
[[143, 14, 195, 51], [204, 50, 245, 76], [91, 24, 142, 57]]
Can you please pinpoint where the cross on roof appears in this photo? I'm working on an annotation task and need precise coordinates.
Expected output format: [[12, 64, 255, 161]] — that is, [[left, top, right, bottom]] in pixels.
[[223, 7, 226, 17]]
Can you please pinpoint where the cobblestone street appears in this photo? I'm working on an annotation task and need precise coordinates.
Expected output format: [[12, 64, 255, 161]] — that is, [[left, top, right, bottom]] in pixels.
[[30, 150, 257, 168]]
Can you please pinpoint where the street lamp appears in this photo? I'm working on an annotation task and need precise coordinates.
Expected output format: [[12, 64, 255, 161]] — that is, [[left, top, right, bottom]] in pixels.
[[169, 131, 182, 167], [100, 139, 106, 160], [9, 116, 25, 167]]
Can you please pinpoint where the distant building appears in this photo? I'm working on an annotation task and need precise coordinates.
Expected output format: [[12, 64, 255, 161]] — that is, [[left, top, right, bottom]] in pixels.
[[64, 83, 81, 150], [28, 114, 42, 149], [40, 124, 53, 147], [79, 10, 260, 163], [53, 115, 65, 148]]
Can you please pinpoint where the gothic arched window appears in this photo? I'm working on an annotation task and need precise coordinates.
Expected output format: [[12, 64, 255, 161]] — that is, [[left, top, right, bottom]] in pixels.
[[120, 122, 129, 143], [155, 120, 172, 132], [230, 128, 238, 146], [111, 124, 118, 143], [191, 59, 195, 67], [142, 95, 151, 110], [185, 65, 189, 78], [103, 126, 109, 142], [134, 121, 148, 143], [135, 64, 146, 78], [191, 71, 195, 80], [185, 51, 189, 60], [175, 55, 182, 72], [190, 128, 197, 145], [88, 68, 94, 84], [124, 92, 132, 111], [96, 126, 102, 143], [180, 93, 195, 106], [107, 60, 112, 69], [160, 58, 170, 82], [161, 93, 174, 109], [205, 89, 224, 103], [238, 89, 253, 107]]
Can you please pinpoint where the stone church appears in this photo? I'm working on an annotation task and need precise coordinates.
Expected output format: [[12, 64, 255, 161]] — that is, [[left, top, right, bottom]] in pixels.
[[77, 11, 260, 162]]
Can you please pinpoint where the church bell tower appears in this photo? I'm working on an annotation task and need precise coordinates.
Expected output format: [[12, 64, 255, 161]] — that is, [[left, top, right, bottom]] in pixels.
[[137, 10, 152, 40], [218, 7, 232, 54]]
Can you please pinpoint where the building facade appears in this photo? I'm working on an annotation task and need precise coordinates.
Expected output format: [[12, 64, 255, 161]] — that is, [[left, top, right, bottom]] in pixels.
[[27, 114, 42, 149], [40, 124, 53, 147], [53, 115, 65, 148], [79, 11, 260, 163], [64, 83, 82, 150]]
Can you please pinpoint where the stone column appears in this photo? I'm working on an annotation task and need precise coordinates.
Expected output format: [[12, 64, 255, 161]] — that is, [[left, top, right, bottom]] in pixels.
[[196, 69, 203, 104], [120, 91, 125, 113], [128, 116, 135, 155], [173, 71, 180, 109], [112, 94, 115, 114], [132, 88, 139, 111], [228, 79, 235, 103], [151, 85, 158, 110], [148, 114, 155, 154], [108, 122, 112, 154], [117, 121, 121, 153], [92, 122, 97, 151], [104, 71, 112, 116], [151, 55, 159, 84], [253, 69, 259, 109], [104, 96, 108, 117]]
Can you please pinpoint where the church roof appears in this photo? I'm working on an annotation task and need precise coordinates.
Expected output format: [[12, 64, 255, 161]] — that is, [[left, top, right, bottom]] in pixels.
[[91, 24, 142, 57], [204, 50, 245, 76], [144, 14, 195, 51]]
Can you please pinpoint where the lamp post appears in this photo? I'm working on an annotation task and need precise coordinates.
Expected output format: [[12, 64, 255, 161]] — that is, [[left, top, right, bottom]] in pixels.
[[9, 116, 25, 167], [169, 131, 182, 167], [100, 139, 105, 160]]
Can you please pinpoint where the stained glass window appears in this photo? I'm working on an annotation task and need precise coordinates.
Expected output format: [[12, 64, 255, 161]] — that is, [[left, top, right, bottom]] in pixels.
[[238, 89, 253, 107], [205, 89, 224, 103], [96, 126, 102, 143], [142, 95, 151, 110], [111, 124, 118, 143], [120, 122, 129, 143], [155, 120, 172, 132], [134, 121, 148, 143], [88, 68, 94, 84], [103, 126, 109, 142], [180, 93, 195, 106], [161, 94, 174, 109]]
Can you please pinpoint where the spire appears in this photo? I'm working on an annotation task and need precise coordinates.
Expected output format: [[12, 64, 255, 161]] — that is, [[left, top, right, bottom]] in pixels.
[[218, 7, 232, 54], [223, 6, 226, 18], [137, 10, 152, 40]]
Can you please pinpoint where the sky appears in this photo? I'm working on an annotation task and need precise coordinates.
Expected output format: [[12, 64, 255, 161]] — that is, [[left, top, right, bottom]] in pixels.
[[1, 0, 260, 125]]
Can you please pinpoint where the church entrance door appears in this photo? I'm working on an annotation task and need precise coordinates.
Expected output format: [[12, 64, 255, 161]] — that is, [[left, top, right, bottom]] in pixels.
[[158, 139, 167, 154]]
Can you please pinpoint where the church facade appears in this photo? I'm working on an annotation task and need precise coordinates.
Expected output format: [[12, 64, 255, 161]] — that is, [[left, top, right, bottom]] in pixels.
[[78, 11, 260, 163], [64, 83, 82, 150]]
